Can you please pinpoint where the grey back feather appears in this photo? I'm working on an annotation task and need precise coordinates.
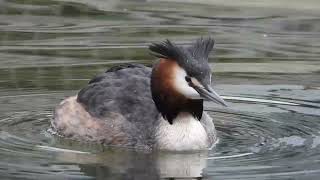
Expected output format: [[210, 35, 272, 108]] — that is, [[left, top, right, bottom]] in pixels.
[[77, 64, 160, 147]]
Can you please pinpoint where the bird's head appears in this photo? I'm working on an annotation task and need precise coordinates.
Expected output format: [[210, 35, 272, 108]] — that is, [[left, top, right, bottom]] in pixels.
[[149, 37, 227, 123]]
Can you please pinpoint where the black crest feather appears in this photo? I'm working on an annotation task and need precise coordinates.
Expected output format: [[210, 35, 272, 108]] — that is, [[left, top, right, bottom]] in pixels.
[[188, 37, 214, 61], [149, 37, 214, 63], [149, 39, 187, 62]]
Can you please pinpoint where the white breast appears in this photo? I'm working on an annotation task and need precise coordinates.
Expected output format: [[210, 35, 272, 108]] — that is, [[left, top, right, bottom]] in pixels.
[[155, 112, 209, 151]]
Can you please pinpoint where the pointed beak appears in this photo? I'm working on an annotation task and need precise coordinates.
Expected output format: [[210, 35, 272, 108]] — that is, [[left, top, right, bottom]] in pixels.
[[192, 83, 228, 107], [203, 86, 228, 106]]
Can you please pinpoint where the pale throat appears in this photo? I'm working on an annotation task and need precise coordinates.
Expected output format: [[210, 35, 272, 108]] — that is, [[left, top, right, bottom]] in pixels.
[[156, 112, 209, 151]]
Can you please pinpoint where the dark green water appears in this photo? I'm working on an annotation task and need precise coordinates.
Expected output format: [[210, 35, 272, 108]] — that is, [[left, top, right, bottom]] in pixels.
[[0, 0, 319, 179]]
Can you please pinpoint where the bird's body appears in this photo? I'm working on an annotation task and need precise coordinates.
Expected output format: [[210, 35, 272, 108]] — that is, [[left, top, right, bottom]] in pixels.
[[52, 37, 226, 151]]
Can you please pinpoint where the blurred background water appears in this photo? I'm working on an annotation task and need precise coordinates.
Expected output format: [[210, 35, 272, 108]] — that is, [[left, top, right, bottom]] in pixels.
[[0, 0, 319, 179]]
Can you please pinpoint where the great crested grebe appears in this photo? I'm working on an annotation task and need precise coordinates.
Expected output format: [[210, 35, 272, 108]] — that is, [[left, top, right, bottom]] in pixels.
[[52, 37, 227, 151]]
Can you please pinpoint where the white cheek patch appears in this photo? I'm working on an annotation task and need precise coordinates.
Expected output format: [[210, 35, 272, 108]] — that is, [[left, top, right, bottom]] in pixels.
[[172, 65, 201, 99]]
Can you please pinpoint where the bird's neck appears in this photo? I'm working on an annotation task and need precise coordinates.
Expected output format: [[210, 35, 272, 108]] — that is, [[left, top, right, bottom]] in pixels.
[[151, 59, 203, 124], [155, 112, 209, 151]]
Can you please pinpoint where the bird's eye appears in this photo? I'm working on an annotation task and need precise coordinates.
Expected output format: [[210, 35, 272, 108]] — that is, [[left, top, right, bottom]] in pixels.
[[185, 76, 191, 83]]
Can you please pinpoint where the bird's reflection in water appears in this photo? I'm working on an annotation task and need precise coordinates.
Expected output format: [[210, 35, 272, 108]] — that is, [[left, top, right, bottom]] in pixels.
[[52, 145, 208, 179]]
